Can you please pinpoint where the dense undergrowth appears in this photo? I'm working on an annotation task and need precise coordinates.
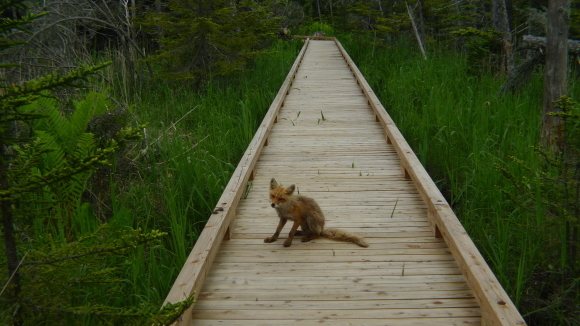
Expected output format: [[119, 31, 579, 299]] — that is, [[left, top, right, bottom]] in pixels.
[[342, 36, 580, 325], [99, 39, 303, 307], [0, 36, 301, 324]]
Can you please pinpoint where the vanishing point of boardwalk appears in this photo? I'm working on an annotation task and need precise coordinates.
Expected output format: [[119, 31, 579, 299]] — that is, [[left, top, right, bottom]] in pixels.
[[164, 39, 526, 326]]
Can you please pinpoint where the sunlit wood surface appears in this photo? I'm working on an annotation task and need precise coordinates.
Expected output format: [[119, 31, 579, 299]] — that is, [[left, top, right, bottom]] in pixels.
[[165, 39, 526, 326]]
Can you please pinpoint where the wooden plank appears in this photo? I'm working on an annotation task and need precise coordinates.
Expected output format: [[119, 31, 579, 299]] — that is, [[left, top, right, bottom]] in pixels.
[[204, 274, 467, 285], [234, 216, 434, 222], [232, 231, 435, 239], [191, 307, 481, 319], [241, 198, 427, 206], [197, 289, 475, 301], [214, 247, 453, 256], [162, 39, 312, 325], [333, 38, 526, 326], [206, 267, 463, 277], [235, 206, 428, 212], [192, 298, 480, 310], [201, 282, 473, 293], [231, 227, 437, 235], [293, 35, 336, 40], [211, 254, 455, 264], [209, 260, 458, 269], [221, 235, 442, 246], [192, 318, 482, 326], [233, 221, 433, 228], [218, 237, 447, 245]]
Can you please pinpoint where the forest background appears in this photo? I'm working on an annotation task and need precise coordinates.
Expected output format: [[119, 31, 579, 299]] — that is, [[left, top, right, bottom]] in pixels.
[[1, 0, 580, 325]]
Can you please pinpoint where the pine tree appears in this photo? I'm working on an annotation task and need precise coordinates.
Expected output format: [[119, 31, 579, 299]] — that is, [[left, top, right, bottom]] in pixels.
[[141, 0, 280, 83]]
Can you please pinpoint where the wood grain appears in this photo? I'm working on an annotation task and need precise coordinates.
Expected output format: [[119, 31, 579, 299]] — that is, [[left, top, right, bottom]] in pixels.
[[164, 39, 525, 326]]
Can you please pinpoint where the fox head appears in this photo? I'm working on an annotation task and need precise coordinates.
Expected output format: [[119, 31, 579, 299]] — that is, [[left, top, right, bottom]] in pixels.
[[269, 178, 295, 208]]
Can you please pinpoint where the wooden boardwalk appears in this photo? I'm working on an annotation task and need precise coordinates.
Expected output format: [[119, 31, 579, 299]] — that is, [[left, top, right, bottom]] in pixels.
[[165, 39, 526, 326]]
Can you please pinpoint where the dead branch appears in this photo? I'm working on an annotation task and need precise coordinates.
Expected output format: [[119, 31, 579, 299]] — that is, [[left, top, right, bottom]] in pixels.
[[521, 35, 580, 55]]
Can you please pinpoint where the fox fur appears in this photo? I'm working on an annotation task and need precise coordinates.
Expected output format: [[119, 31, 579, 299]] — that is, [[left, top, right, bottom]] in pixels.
[[264, 178, 369, 248]]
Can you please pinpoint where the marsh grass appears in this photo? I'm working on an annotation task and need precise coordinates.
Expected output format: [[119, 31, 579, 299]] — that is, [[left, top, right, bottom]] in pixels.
[[98, 40, 303, 306], [341, 36, 580, 324], [23, 40, 302, 318]]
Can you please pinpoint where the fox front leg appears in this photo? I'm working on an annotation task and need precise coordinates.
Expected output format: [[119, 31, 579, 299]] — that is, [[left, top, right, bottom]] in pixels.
[[283, 219, 302, 247], [264, 218, 287, 243]]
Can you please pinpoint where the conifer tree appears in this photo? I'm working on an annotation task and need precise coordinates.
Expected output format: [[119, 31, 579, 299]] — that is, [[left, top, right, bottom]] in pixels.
[[141, 0, 280, 83]]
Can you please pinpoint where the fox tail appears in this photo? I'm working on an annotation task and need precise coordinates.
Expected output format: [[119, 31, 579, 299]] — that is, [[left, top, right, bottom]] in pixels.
[[322, 228, 369, 247]]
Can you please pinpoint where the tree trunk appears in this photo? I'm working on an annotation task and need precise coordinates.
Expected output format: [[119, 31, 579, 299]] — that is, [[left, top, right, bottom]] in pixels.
[[492, 0, 514, 76], [406, 2, 427, 59], [416, 0, 425, 47], [329, 0, 334, 25], [541, 0, 570, 150], [377, 0, 384, 16], [0, 144, 22, 326]]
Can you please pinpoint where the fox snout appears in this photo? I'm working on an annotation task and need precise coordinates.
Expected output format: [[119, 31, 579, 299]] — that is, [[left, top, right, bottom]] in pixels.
[[271, 203, 276, 208]]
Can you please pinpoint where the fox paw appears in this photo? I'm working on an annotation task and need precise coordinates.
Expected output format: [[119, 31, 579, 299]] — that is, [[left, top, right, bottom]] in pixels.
[[264, 237, 277, 243], [301, 236, 311, 242], [283, 241, 292, 247]]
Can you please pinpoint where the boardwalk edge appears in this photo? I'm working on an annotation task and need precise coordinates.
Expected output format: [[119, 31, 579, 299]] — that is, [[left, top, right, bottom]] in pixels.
[[162, 39, 311, 325]]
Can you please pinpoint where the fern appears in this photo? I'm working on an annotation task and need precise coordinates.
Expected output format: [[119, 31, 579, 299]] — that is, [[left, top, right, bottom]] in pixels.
[[35, 130, 65, 170], [16, 92, 110, 233], [69, 92, 110, 142]]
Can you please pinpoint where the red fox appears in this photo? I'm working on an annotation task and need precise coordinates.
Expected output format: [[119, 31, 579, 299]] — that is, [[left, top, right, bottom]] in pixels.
[[264, 178, 369, 248]]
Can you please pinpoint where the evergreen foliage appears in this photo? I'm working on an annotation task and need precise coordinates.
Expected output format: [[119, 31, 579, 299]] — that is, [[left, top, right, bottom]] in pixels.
[[140, 0, 280, 82], [0, 0, 47, 70], [347, 1, 408, 36], [452, 27, 503, 73]]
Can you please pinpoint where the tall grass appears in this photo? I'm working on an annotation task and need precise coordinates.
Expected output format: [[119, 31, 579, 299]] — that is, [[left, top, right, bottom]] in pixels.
[[6, 39, 300, 322], [340, 36, 577, 324], [97, 39, 303, 306]]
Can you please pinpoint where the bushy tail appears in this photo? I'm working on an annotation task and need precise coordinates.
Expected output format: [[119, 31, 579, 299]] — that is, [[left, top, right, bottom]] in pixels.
[[321, 228, 369, 247]]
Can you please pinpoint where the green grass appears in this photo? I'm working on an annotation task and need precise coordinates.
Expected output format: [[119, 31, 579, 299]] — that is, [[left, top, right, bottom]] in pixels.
[[340, 36, 575, 324], [4, 38, 302, 324], [105, 39, 303, 306], [3, 39, 302, 324]]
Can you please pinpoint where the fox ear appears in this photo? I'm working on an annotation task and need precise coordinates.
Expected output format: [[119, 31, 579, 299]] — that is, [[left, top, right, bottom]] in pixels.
[[285, 184, 295, 195], [270, 178, 278, 189]]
